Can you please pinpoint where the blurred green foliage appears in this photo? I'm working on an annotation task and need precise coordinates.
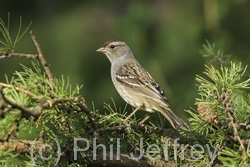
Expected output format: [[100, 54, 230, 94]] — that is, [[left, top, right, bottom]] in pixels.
[[1, 0, 250, 121]]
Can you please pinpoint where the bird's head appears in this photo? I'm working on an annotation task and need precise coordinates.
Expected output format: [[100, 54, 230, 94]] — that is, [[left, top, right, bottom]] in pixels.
[[96, 40, 134, 63]]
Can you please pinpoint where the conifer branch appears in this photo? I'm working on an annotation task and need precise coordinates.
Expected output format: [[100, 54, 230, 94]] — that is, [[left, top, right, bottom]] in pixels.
[[0, 82, 42, 100]]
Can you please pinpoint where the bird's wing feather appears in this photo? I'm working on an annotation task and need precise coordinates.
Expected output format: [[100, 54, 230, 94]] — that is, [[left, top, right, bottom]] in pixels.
[[115, 61, 169, 104]]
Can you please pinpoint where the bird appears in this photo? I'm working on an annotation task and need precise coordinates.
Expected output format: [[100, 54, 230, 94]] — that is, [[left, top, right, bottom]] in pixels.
[[96, 40, 191, 131]]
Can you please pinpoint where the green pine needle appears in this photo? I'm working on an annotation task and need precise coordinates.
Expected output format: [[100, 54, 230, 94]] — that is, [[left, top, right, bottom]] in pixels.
[[0, 13, 32, 52]]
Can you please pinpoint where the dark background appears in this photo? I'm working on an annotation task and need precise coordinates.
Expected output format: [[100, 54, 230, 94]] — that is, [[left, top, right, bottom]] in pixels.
[[1, 0, 250, 122]]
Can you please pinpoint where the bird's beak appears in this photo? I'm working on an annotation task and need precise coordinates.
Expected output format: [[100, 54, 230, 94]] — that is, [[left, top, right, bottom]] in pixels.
[[96, 47, 106, 53]]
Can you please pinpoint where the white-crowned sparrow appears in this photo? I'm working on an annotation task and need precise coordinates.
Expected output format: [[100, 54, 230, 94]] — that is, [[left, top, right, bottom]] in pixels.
[[96, 40, 191, 131]]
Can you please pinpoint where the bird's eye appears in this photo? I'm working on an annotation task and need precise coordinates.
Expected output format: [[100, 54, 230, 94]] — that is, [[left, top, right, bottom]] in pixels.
[[110, 45, 115, 49]]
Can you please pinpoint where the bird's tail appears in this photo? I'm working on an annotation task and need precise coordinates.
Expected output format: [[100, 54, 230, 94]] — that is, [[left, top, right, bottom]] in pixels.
[[159, 106, 192, 131]]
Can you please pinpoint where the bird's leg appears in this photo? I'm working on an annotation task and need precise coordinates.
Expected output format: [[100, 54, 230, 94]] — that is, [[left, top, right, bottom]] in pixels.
[[123, 106, 141, 123], [139, 113, 153, 125]]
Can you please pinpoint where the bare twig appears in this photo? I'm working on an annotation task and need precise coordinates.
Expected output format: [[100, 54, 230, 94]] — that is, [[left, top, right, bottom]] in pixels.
[[0, 139, 43, 153], [220, 88, 245, 150], [0, 53, 39, 60], [246, 139, 250, 153], [215, 55, 228, 65], [227, 112, 245, 150], [42, 97, 74, 109], [239, 123, 250, 130], [30, 31, 55, 86]]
